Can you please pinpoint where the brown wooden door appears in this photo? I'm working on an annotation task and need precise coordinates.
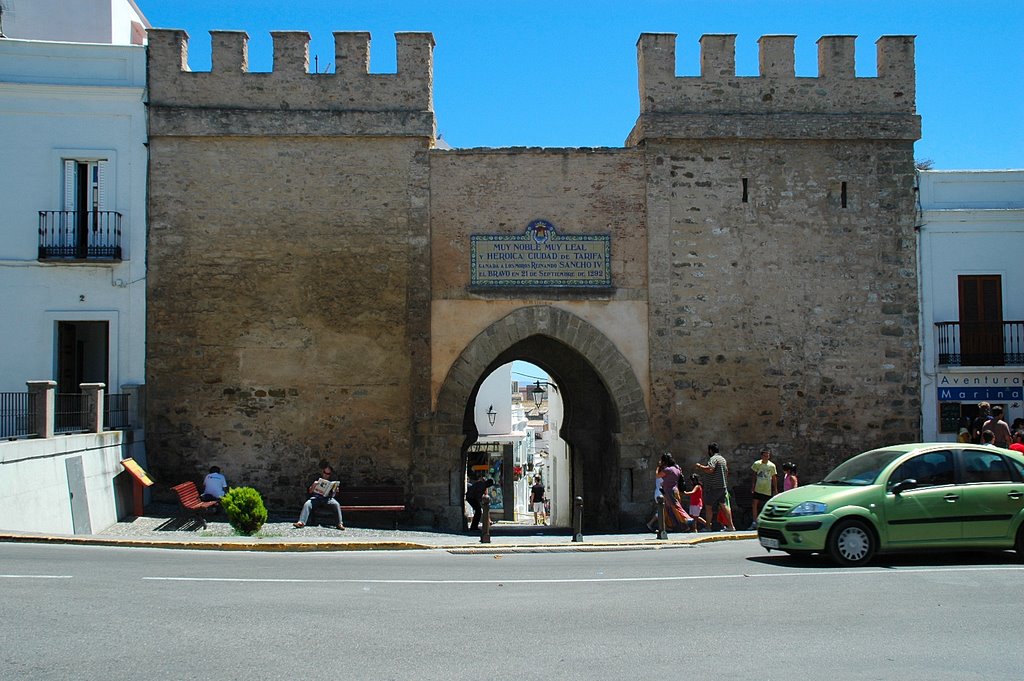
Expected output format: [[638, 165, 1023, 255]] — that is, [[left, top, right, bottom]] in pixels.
[[958, 275, 1003, 365]]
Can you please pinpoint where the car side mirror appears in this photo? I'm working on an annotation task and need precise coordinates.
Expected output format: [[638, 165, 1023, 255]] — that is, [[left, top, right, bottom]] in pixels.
[[891, 478, 918, 496]]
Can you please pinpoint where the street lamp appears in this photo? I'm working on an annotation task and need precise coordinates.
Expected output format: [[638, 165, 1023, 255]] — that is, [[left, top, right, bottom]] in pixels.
[[486, 404, 497, 426], [530, 381, 545, 408], [530, 380, 559, 408]]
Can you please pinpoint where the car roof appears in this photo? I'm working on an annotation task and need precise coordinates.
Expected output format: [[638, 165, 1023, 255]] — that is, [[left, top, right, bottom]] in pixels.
[[870, 442, 1022, 456]]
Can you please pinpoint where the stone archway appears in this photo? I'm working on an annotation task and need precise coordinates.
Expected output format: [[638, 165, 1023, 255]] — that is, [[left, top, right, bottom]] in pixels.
[[417, 305, 655, 531]]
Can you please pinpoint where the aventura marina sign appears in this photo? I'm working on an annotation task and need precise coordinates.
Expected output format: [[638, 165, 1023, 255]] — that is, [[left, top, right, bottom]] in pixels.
[[471, 220, 611, 288]]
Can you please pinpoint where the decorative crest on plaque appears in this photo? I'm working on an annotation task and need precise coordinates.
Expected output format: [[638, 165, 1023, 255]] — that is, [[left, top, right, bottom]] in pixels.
[[528, 219, 555, 244]]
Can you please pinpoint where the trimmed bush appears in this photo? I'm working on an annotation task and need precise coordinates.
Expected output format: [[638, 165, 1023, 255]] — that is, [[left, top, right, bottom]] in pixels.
[[220, 487, 268, 536]]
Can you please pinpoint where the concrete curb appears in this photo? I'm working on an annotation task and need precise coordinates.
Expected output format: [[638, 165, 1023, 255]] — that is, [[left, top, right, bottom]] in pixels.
[[0, 531, 755, 553]]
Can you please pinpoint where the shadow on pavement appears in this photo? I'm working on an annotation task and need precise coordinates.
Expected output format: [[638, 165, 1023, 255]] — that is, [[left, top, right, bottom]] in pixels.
[[744, 548, 1021, 569]]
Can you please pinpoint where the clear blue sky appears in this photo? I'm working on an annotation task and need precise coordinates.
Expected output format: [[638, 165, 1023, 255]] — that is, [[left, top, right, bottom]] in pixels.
[[139, 0, 1022, 169]]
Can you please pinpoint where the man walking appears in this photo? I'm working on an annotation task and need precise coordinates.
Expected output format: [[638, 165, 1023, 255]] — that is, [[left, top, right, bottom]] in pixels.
[[749, 448, 777, 529], [530, 477, 547, 525], [695, 443, 735, 532], [465, 477, 494, 532]]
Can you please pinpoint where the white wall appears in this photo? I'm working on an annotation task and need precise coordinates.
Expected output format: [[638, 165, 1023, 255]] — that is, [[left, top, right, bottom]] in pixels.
[[0, 432, 129, 534], [2, 0, 148, 45], [540, 385, 570, 525], [0, 39, 147, 394], [918, 170, 1024, 440], [475, 363, 513, 434]]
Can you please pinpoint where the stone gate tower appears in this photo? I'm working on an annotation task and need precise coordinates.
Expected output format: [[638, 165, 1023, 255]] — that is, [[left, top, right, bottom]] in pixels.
[[145, 29, 920, 530]]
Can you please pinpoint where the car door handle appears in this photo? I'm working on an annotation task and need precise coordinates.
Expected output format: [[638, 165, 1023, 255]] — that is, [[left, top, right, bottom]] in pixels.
[[1009, 492, 1023, 500], [944, 494, 960, 502]]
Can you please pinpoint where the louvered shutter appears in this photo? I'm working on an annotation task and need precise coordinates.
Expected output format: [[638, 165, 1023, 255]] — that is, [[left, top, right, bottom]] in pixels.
[[63, 160, 76, 211], [96, 160, 108, 210]]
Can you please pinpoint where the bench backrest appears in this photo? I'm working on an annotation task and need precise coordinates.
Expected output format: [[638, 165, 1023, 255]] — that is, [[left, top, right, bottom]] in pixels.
[[172, 481, 202, 506], [336, 486, 404, 506]]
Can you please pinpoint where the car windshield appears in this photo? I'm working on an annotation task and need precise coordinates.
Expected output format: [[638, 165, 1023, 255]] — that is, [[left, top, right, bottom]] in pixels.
[[821, 448, 906, 486]]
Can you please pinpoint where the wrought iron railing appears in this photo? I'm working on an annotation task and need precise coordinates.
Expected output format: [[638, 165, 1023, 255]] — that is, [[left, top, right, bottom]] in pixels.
[[55, 393, 87, 434], [1, 392, 37, 440], [0, 391, 130, 439], [936, 321, 1024, 366], [38, 210, 122, 260], [105, 393, 130, 430]]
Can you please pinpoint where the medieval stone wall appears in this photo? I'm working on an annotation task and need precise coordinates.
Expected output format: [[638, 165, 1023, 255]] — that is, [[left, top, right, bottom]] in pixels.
[[428, 148, 649, 408], [145, 30, 433, 505], [145, 27, 921, 525], [637, 33, 921, 480], [645, 138, 920, 477]]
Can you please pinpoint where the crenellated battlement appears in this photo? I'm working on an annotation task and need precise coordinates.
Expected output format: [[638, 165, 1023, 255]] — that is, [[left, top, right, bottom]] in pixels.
[[146, 29, 435, 138], [629, 32, 920, 144]]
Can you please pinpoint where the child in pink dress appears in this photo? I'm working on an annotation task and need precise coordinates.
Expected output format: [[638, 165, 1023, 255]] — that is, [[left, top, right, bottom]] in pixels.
[[782, 462, 799, 491]]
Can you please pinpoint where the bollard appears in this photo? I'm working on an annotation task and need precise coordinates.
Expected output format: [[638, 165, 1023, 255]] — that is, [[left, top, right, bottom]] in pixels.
[[571, 496, 584, 542], [656, 495, 668, 540], [480, 495, 491, 544]]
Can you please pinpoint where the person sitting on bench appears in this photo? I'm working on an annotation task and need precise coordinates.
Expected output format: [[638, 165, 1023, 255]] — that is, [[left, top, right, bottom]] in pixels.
[[200, 465, 228, 502], [293, 461, 345, 530]]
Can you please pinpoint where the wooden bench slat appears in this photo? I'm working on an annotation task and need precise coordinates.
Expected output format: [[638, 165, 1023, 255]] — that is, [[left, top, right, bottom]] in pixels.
[[344, 503, 407, 509], [171, 481, 218, 528], [311, 485, 405, 529]]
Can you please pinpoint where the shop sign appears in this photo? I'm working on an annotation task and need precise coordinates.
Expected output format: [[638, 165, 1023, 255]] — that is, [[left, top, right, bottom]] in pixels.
[[937, 386, 1024, 402], [937, 374, 1023, 402]]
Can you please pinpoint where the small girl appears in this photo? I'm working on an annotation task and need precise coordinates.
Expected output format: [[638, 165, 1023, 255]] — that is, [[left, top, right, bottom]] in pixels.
[[681, 474, 709, 532], [782, 462, 799, 491]]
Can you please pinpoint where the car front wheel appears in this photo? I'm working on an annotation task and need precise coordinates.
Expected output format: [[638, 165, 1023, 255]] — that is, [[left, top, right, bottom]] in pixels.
[[1015, 525, 1024, 562], [827, 519, 876, 567]]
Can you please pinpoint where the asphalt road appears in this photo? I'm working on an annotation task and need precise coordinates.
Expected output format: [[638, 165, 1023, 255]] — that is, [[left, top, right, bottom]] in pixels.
[[2, 540, 1023, 680]]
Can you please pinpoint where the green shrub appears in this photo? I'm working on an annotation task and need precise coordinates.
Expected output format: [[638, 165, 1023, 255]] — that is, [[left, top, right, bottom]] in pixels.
[[220, 487, 268, 536]]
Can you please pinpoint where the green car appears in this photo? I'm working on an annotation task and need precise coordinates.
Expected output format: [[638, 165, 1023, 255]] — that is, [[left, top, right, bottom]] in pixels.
[[756, 443, 1024, 566]]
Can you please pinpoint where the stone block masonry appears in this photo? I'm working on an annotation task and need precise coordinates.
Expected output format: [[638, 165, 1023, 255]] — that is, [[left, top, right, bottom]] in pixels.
[[146, 29, 434, 507], [146, 28, 921, 527]]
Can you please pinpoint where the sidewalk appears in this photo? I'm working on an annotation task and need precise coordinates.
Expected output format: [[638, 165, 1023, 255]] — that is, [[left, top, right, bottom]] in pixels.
[[0, 504, 756, 553]]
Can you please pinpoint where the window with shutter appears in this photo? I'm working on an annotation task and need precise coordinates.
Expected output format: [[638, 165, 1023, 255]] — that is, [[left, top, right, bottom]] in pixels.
[[53, 157, 116, 260]]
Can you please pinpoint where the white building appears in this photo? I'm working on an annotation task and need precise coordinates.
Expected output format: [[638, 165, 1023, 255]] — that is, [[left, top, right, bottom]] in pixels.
[[0, 0, 149, 534], [472, 363, 536, 520], [0, 0, 148, 400], [532, 383, 570, 526], [918, 169, 1024, 441]]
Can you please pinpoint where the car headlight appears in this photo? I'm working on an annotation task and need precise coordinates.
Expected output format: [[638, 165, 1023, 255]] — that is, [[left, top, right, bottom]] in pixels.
[[789, 501, 827, 516]]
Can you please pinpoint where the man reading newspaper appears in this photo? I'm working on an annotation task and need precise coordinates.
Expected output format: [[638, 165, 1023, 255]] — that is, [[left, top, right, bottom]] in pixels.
[[293, 462, 345, 529]]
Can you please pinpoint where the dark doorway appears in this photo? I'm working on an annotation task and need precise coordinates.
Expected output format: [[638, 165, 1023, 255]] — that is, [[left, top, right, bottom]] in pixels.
[[57, 321, 109, 393], [958, 275, 1003, 366]]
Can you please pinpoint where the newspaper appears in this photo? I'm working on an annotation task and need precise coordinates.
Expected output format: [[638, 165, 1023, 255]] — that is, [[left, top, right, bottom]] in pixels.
[[310, 478, 340, 498]]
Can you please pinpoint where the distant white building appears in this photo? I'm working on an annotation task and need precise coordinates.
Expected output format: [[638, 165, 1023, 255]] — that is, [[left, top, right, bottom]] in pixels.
[[471, 363, 535, 520], [533, 384, 569, 526], [0, 0, 148, 401], [918, 169, 1024, 441]]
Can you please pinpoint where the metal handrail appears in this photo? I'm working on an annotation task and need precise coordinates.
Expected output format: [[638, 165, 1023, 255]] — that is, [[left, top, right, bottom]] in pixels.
[[935, 321, 1024, 366], [0, 391, 131, 438], [0, 392, 37, 440], [38, 210, 122, 260]]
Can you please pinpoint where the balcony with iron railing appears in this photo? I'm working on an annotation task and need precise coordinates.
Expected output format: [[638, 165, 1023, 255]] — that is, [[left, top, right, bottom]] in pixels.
[[38, 210, 122, 260], [935, 321, 1024, 367]]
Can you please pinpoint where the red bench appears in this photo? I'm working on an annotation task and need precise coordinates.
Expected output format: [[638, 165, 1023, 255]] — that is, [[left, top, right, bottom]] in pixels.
[[171, 481, 219, 529]]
